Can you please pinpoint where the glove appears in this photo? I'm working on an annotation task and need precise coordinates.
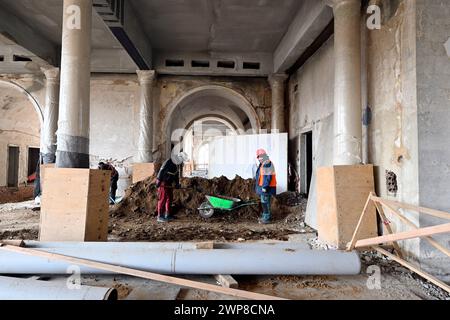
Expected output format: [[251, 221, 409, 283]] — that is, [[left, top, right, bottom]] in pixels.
[[156, 179, 161, 188], [262, 188, 268, 193]]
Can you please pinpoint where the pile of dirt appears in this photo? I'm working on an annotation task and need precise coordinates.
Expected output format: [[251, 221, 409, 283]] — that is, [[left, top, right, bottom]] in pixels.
[[0, 186, 34, 204], [111, 175, 301, 222]]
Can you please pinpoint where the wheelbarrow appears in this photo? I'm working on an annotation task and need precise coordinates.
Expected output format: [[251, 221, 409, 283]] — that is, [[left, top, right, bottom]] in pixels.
[[198, 195, 259, 219]]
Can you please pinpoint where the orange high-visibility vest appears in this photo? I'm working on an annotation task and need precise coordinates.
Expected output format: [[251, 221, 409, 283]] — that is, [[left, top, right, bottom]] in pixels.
[[258, 161, 277, 187]]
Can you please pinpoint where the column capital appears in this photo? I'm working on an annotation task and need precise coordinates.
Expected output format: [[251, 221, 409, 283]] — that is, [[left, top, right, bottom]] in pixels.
[[268, 73, 289, 86], [326, 0, 361, 9], [41, 67, 60, 83], [137, 70, 156, 85]]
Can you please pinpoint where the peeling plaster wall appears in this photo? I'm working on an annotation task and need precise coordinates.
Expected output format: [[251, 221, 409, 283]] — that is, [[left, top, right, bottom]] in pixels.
[[87, 74, 270, 196], [416, 0, 450, 279], [288, 37, 335, 228], [89, 74, 140, 196], [156, 75, 271, 159], [367, 0, 420, 257], [0, 83, 41, 186]]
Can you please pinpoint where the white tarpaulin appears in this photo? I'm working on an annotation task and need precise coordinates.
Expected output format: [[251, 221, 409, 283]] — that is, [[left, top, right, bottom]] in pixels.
[[208, 133, 288, 194]]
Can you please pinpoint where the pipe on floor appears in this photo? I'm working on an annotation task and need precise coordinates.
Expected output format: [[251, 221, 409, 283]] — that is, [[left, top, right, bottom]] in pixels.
[[0, 247, 361, 275], [0, 276, 117, 300], [22, 241, 311, 251]]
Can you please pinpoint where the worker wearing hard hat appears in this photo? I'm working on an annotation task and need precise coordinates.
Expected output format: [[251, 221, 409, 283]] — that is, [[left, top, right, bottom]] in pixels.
[[155, 152, 188, 223], [254, 149, 277, 224]]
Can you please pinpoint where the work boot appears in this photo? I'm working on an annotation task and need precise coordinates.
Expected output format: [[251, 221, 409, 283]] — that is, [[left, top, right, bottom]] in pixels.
[[258, 217, 271, 225], [157, 216, 168, 223], [164, 213, 175, 221]]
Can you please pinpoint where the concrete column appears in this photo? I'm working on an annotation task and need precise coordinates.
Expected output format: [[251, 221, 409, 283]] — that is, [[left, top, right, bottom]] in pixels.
[[269, 73, 288, 132], [136, 70, 156, 163], [332, 0, 362, 165], [41, 67, 60, 164], [56, 0, 92, 168]]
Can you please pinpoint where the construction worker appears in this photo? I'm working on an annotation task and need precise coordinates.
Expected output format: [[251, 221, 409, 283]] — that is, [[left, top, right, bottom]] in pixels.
[[254, 149, 277, 224], [98, 162, 119, 205], [155, 152, 188, 223]]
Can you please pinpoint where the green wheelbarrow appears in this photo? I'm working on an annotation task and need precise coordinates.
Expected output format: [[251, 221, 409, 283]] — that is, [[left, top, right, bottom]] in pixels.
[[198, 195, 259, 219]]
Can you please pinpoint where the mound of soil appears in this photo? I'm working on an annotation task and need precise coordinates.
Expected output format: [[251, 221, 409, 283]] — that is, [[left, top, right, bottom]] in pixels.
[[111, 175, 301, 223]]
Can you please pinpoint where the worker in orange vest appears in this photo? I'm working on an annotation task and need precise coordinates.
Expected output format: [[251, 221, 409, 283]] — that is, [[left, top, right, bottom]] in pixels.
[[254, 149, 277, 224]]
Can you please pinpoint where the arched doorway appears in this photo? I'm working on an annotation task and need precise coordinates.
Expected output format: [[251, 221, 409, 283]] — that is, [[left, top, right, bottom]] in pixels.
[[0, 80, 43, 189], [162, 85, 261, 158], [182, 117, 237, 177]]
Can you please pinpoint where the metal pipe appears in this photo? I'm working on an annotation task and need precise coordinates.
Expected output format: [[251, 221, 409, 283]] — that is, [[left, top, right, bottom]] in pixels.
[[0, 247, 361, 275], [0, 276, 117, 300]]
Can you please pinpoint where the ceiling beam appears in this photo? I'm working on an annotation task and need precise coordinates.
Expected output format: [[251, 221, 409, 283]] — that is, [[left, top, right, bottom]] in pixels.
[[93, 0, 152, 70], [273, 0, 333, 73], [0, 4, 57, 65]]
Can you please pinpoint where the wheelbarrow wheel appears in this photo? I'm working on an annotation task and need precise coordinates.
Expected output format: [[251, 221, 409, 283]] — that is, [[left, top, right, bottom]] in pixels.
[[199, 202, 214, 219]]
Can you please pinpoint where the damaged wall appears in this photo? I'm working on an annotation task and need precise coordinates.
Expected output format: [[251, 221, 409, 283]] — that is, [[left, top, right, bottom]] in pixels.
[[88, 74, 140, 196], [0, 81, 42, 186], [288, 36, 335, 229], [416, 0, 450, 280], [156, 75, 271, 160], [367, 0, 420, 258]]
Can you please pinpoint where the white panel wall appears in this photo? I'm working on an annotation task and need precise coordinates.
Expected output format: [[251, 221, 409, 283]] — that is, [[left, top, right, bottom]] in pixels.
[[208, 133, 288, 194]]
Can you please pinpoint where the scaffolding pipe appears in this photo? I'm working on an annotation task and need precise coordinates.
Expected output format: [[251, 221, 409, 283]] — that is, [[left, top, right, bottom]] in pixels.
[[0, 247, 361, 275], [0, 276, 117, 300]]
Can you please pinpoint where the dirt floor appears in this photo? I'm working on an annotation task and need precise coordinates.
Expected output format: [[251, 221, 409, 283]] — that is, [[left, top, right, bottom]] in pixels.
[[0, 186, 34, 204], [0, 177, 449, 300], [108, 176, 308, 242]]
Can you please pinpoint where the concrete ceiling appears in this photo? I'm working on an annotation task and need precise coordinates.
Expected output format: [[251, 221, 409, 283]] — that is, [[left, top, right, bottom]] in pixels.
[[0, 0, 333, 75], [0, 0, 120, 49], [129, 0, 302, 53]]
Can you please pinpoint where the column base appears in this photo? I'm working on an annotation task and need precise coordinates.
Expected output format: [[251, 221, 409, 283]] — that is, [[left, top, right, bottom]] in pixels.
[[132, 163, 155, 184], [317, 165, 378, 249], [39, 168, 109, 241]]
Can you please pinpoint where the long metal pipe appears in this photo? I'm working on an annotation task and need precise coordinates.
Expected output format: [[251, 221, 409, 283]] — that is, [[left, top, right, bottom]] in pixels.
[[0, 247, 361, 275], [0, 276, 117, 300]]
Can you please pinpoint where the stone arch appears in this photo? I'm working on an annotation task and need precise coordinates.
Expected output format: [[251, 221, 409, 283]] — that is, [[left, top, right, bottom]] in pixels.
[[0, 79, 44, 125], [162, 85, 261, 156]]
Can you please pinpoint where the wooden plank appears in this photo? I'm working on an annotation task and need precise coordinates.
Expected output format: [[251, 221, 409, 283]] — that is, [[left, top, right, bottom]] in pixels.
[[347, 193, 373, 251], [354, 223, 450, 248], [0, 244, 284, 301], [373, 201, 404, 259], [373, 246, 450, 294], [372, 196, 450, 221], [214, 275, 239, 289], [380, 201, 450, 258], [196, 242, 215, 250]]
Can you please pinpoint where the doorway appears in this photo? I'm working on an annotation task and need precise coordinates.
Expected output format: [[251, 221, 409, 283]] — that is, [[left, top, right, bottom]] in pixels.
[[28, 147, 40, 177], [7, 146, 19, 187], [300, 131, 313, 196]]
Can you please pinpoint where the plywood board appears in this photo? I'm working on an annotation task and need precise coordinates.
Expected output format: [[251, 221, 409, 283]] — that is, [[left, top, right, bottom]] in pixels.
[[40, 164, 55, 191], [40, 168, 109, 242], [317, 165, 378, 249], [133, 163, 155, 184]]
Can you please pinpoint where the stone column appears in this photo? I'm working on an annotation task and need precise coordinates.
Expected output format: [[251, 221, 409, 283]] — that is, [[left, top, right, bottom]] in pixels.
[[56, 0, 92, 168], [136, 70, 156, 163], [269, 73, 288, 133], [41, 67, 60, 164], [332, 0, 362, 165]]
